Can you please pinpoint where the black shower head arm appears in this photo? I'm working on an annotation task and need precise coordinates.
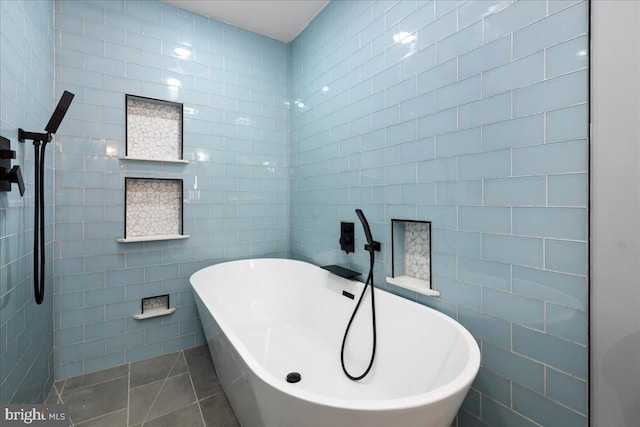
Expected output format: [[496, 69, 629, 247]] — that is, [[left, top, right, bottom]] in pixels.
[[18, 90, 75, 144]]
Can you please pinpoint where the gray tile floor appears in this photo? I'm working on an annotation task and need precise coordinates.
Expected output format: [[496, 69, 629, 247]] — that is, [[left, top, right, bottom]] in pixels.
[[46, 345, 240, 427]]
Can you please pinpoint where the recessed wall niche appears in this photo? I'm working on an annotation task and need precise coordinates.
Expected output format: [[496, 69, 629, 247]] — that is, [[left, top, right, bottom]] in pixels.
[[387, 219, 439, 297], [118, 178, 188, 243], [124, 94, 184, 162]]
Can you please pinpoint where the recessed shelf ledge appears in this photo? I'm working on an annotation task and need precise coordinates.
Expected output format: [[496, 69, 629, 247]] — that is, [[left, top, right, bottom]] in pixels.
[[119, 156, 188, 164], [132, 307, 176, 320], [117, 234, 190, 243], [386, 275, 440, 297]]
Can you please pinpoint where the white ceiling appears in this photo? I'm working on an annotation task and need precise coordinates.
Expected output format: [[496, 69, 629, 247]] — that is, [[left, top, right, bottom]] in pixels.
[[162, 0, 330, 43]]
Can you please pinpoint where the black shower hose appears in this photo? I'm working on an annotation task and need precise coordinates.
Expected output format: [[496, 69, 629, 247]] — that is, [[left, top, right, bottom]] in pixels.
[[34, 141, 46, 304], [340, 247, 377, 381]]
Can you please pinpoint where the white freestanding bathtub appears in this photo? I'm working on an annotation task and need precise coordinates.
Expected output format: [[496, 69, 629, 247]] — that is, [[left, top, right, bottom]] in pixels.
[[190, 258, 480, 427]]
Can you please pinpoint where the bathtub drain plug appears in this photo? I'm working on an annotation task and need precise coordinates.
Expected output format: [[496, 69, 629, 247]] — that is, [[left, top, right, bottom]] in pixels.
[[286, 372, 301, 383]]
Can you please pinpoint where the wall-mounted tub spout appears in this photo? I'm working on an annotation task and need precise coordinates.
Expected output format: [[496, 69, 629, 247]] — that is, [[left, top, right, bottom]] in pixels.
[[18, 90, 75, 305]]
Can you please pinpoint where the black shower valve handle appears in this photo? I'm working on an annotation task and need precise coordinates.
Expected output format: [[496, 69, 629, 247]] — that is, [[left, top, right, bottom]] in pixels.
[[1, 148, 16, 159], [1, 165, 25, 196], [7, 165, 25, 196]]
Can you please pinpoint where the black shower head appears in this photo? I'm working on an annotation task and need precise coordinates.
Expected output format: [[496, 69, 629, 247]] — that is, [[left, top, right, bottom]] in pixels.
[[45, 90, 74, 134]]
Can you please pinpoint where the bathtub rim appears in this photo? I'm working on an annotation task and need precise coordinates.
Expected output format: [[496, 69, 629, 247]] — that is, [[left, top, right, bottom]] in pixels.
[[190, 257, 481, 412]]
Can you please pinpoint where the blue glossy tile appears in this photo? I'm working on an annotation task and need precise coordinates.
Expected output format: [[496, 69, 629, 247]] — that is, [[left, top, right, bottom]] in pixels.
[[459, 207, 511, 234], [386, 163, 416, 184], [84, 352, 126, 374], [85, 318, 125, 340], [437, 181, 482, 205], [512, 266, 586, 310], [547, 35, 588, 78], [459, 92, 511, 129], [417, 205, 456, 228], [401, 183, 436, 205], [417, 157, 457, 183], [472, 367, 511, 407], [437, 21, 483, 63], [548, 173, 587, 207], [384, 77, 417, 105], [433, 229, 481, 258], [417, 58, 457, 93], [61, 307, 104, 328], [386, 120, 416, 144], [458, 307, 510, 349], [436, 277, 481, 311], [483, 343, 544, 393], [513, 1, 588, 58], [514, 70, 588, 117], [546, 368, 587, 414], [399, 92, 433, 121], [459, 1, 510, 29], [482, 234, 543, 268], [458, 150, 510, 179], [513, 139, 587, 176], [483, 288, 544, 330], [483, 52, 544, 97], [482, 397, 539, 427], [458, 256, 510, 290], [483, 113, 544, 150], [513, 384, 586, 426], [484, 0, 547, 43], [484, 176, 546, 206], [546, 104, 588, 142], [55, 326, 84, 347], [401, 45, 435, 79], [513, 207, 586, 240], [513, 325, 586, 379], [417, 108, 457, 137], [85, 286, 125, 307], [547, 304, 587, 345], [458, 34, 510, 79], [436, 75, 481, 111], [545, 239, 587, 275], [55, 292, 85, 311], [422, 6, 457, 39]]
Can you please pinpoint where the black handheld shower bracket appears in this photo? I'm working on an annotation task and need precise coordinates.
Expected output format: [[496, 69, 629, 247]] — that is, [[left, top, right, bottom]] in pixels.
[[364, 241, 381, 252], [18, 129, 51, 144], [18, 90, 75, 305]]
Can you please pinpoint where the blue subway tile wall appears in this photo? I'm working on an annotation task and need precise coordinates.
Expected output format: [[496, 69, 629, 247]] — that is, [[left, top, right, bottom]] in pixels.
[[53, 0, 289, 379], [290, 1, 588, 426], [0, 0, 55, 403]]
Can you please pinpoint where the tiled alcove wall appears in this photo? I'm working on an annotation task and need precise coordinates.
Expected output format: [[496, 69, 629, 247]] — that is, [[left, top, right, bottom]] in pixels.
[[125, 95, 183, 161], [403, 221, 431, 282], [389, 220, 434, 296], [124, 178, 183, 239]]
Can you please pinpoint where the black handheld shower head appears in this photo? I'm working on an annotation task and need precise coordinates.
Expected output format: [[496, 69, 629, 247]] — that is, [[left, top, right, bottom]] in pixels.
[[18, 90, 75, 305], [355, 209, 380, 252], [45, 90, 75, 134]]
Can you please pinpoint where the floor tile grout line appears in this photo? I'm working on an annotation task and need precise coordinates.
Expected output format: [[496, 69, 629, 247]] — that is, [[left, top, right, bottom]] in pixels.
[[185, 351, 208, 427], [127, 362, 131, 427], [139, 350, 185, 426]]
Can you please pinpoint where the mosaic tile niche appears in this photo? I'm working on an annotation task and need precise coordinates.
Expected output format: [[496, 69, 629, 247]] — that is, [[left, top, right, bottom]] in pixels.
[[123, 178, 184, 240], [388, 220, 436, 296], [125, 95, 183, 161]]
